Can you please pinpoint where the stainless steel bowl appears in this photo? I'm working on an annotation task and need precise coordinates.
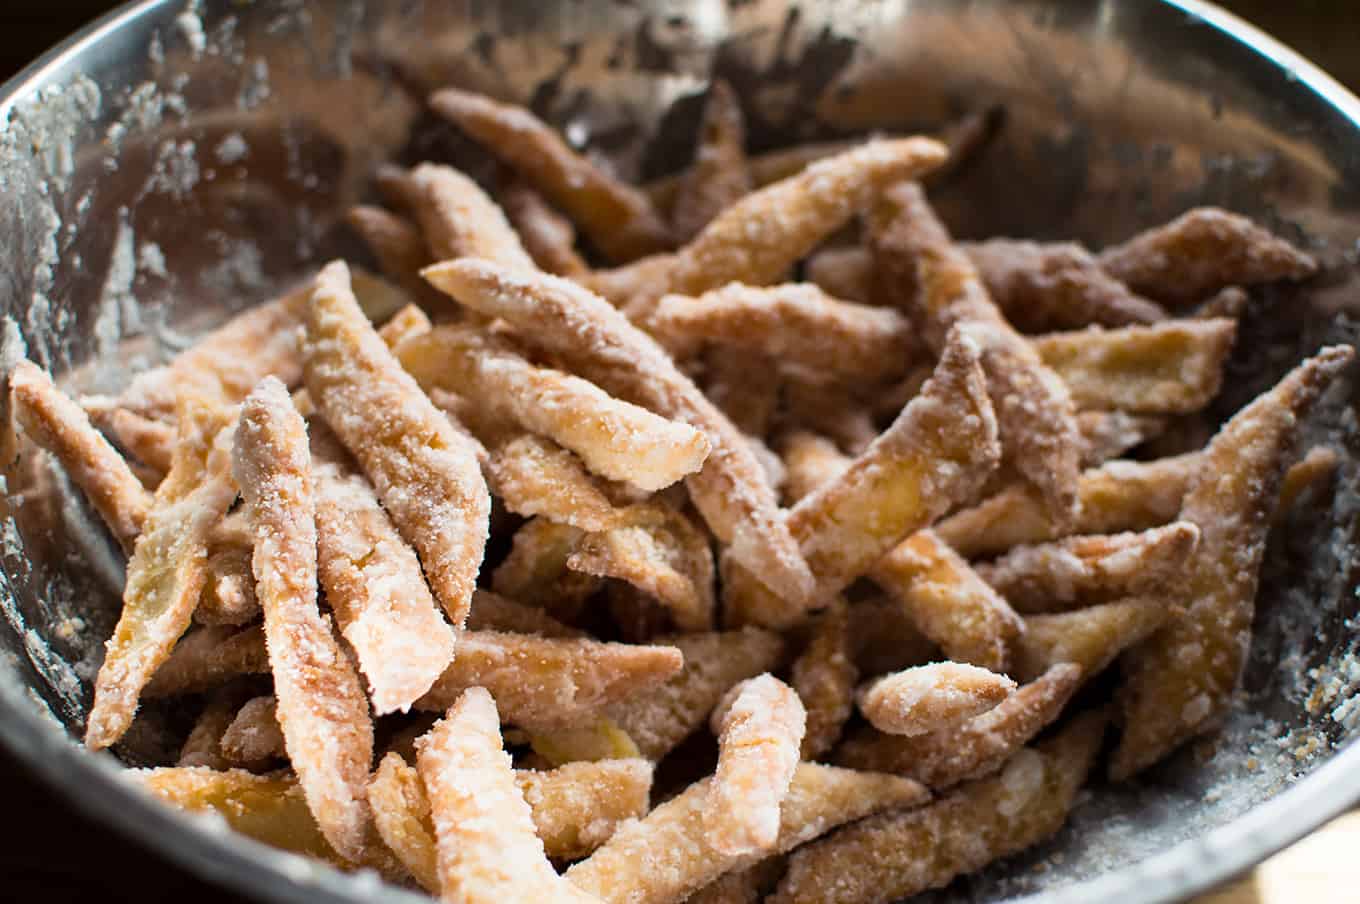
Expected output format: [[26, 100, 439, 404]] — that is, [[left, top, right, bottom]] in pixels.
[[3, 1, 1360, 902]]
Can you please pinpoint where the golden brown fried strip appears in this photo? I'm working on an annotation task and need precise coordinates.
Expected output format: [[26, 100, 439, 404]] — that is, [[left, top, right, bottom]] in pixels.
[[1076, 410, 1168, 466], [517, 758, 655, 860], [491, 517, 602, 622], [415, 631, 683, 730], [976, 521, 1200, 613], [178, 690, 243, 769], [778, 431, 850, 507], [219, 694, 286, 765], [652, 283, 914, 382], [579, 253, 679, 310], [377, 163, 535, 270], [1098, 207, 1318, 305], [501, 181, 590, 278], [835, 663, 1083, 789], [857, 663, 1016, 737], [706, 675, 807, 856], [486, 434, 632, 531], [672, 80, 752, 242], [568, 501, 716, 631], [377, 303, 434, 349], [526, 715, 641, 766], [773, 708, 1106, 904], [961, 239, 1168, 332], [196, 539, 258, 625], [429, 88, 672, 264], [85, 404, 176, 477], [345, 205, 445, 308], [565, 763, 929, 904], [415, 687, 602, 904], [1113, 346, 1353, 779], [396, 325, 710, 492], [605, 627, 784, 760], [85, 400, 237, 750], [310, 423, 457, 714], [644, 137, 864, 213], [11, 361, 154, 552], [870, 530, 1023, 673], [703, 347, 781, 437], [303, 260, 490, 627], [1196, 285, 1250, 320], [804, 246, 873, 305], [1014, 597, 1174, 683], [232, 376, 374, 863], [1276, 445, 1340, 520], [935, 453, 1201, 559], [791, 598, 857, 759], [144, 624, 268, 697], [369, 752, 441, 892], [683, 859, 786, 904], [847, 596, 938, 676], [424, 260, 815, 612], [466, 588, 583, 638], [871, 181, 1081, 524], [1035, 319, 1236, 414]]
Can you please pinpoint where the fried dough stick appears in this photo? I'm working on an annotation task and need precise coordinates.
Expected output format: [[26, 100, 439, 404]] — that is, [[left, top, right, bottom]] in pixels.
[[1276, 445, 1340, 519], [491, 517, 602, 621], [706, 675, 807, 856], [606, 627, 784, 760], [871, 181, 1082, 524], [643, 136, 863, 213], [395, 325, 710, 492], [197, 537, 258, 625], [369, 752, 441, 892], [144, 624, 268, 697], [565, 763, 929, 904], [345, 205, 447, 309], [1098, 207, 1319, 306], [727, 328, 999, 628], [961, 239, 1169, 331], [773, 709, 1106, 904], [10, 360, 153, 552], [1113, 346, 1353, 779], [84, 400, 237, 750], [1077, 410, 1168, 465], [414, 631, 683, 729], [835, 663, 1083, 789], [302, 260, 490, 626], [935, 453, 1201, 558], [220, 694, 286, 765], [178, 689, 244, 769], [232, 376, 375, 863], [501, 182, 590, 278], [1035, 319, 1237, 414], [377, 163, 535, 270], [779, 431, 850, 506], [429, 88, 672, 263], [701, 346, 781, 437], [804, 246, 874, 304], [465, 588, 583, 638], [486, 434, 633, 531], [651, 283, 914, 382], [672, 80, 752, 242], [791, 599, 858, 759], [310, 423, 457, 714], [416, 687, 604, 904], [1014, 597, 1173, 683], [684, 860, 786, 904], [424, 260, 815, 613], [870, 529, 1024, 673], [976, 521, 1200, 613], [858, 663, 1016, 737]]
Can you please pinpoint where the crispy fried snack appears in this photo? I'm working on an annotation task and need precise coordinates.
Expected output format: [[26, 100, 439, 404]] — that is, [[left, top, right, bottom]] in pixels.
[[302, 260, 490, 626], [804, 246, 872, 305], [857, 663, 1017, 737], [144, 624, 268, 697], [526, 715, 641, 766], [1276, 445, 1340, 520], [415, 631, 684, 730], [778, 376, 880, 456], [1076, 410, 1168, 466], [11, 360, 153, 552], [870, 530, 1023, 673], [486, 434, 633, 531], [345, 205, 444, 308], [465, 588, 583, 639], [605, 627, 784, 760], [369, 752, 441, 892], [377, 303, 434, 349], [706, 675, 807, 856], [196, 538, 259, 625], [1113, 346, 1353, 780], [567, 501, 716, 631], [579, 253, 679, 310], [773, 709, 1106, 904], [310, 423, 457, 714], [1196, 285, 1249, 320], [1098, 207, 1318, 305], [415, 687, 602, 904], [791, 599, 858, 759], [178, 689, 244, 769], [564, 763, 929, 904], [846, 597, 939, 677], [491, 517, 602, 622], [684, 859, 786, 904], [1035, 319, 1236, 414], [643, 137, 863, 213], [501, 181, 589, 278], [871, 181, 1081, 524], [703, 347, 781, 437], [651, 283, 914, 382], [88, 405, 177, 476], [835, 663, 1083, 789], [429, 88, 672, 263], [518, 758, 655, 860], [377, 163, 535, 270], [219, 694, 285, 765], [85, 400, 237, 750], [935, 453, 1201, 558], [424, 259, 815, 612], [976, 521, 1200, 613], [396, 325, 710, 492], [232, 376, 375, 864], [1014, 597, 1173, 683], [960, 239, 1168, 332], [778, 431, 851, 507], [672, 80, 752, 243]]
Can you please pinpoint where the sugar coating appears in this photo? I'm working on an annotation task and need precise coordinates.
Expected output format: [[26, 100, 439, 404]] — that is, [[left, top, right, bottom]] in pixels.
[[220, 694, 285, 764], [377, 163, 534, 271], [858, 662, 1016, 737], [1014, 597, 1174, 683], [791, 599, 858, 759]]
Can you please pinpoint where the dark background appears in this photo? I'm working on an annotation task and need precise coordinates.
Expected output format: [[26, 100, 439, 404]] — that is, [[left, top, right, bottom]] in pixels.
[[0, 2, 1357, 903]]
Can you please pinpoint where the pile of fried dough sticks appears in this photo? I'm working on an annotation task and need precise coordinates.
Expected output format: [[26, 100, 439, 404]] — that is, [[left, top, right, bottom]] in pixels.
[[5, 80, 1350, 904]]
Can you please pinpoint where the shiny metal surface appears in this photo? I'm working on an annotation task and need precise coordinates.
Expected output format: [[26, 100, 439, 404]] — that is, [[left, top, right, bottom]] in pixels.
[[1, 1, 1359, 902]]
